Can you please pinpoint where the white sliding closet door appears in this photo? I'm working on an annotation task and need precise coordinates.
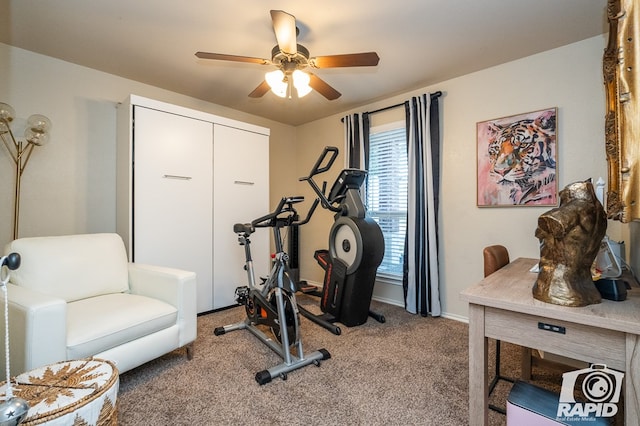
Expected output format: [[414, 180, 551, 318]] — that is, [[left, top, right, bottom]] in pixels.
[[133, 106, 214, 312], [213, 124, 269, 309]]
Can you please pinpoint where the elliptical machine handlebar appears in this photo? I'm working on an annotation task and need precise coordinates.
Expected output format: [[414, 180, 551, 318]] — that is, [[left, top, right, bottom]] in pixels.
[[305, 146, 339, 176], [299, 146, 343, 213]]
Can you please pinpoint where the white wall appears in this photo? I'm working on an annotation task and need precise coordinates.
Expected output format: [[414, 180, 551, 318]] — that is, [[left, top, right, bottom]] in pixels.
[[0, 42, 295, 250], [292, 35, 628, 320]]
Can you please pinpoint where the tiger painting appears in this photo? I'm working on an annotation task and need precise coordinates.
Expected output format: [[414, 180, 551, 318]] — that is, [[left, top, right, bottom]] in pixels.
[[477, 108, 557, 206]]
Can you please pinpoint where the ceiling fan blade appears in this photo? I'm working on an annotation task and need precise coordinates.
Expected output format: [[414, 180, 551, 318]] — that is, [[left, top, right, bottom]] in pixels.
[[248, 80, 271, 98], [308, 73, 341, 100], [310, 52, 380, 68], [270, 10, 297, 55], [195, 51, 270, 65]]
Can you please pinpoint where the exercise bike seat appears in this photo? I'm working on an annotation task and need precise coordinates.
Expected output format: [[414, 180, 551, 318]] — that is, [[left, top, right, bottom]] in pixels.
[[233, 223, 255, 236]]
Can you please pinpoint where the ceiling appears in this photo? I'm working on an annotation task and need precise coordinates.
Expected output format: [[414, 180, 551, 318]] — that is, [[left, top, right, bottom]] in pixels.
[[1, 1, 609, 126]]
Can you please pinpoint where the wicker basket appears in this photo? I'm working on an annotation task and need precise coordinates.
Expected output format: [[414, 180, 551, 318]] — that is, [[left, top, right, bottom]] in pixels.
[[0, 358, 119, 426]]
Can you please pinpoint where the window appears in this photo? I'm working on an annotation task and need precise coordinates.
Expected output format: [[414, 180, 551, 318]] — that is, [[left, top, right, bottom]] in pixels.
[[366, 122, 407, 280]]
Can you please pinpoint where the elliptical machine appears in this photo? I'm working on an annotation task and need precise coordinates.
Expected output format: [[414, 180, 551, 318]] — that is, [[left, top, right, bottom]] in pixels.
[[214, 196, 331, 385], [298, 146, 386, 332]]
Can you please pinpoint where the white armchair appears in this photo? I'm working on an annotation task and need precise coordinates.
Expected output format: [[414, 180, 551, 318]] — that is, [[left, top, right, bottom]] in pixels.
[[2, 233, 197, 376]]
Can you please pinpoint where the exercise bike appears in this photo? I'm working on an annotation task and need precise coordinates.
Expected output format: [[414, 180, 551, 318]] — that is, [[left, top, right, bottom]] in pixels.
[[214, 196, 331, 385], [297, 146, 386, 333]]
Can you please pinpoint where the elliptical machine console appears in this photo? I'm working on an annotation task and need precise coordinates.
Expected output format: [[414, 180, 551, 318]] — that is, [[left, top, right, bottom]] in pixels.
[[299, 146, 385, 329]]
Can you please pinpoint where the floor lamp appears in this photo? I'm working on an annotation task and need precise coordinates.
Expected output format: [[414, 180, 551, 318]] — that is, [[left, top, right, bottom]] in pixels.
[[0, 103, 51, 240]]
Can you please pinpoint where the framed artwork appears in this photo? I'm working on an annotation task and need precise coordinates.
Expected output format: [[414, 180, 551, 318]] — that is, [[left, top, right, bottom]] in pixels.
[[477, 107, 558, 207]]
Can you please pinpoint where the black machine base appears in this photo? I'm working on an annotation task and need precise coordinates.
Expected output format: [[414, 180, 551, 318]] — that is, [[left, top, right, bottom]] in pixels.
[[307, 247, 386, 329]]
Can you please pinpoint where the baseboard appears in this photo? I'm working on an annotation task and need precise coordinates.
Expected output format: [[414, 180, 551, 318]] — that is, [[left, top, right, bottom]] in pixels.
[[371, 295, 404, 307], [440, 312, 468, 323]]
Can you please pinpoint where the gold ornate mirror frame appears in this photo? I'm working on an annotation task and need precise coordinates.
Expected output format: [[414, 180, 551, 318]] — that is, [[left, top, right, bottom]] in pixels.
[[604, 0, 640, 222]]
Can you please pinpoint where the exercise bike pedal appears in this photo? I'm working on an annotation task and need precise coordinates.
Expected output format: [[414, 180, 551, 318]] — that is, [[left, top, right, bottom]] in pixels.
[[234, 286, 249, 305]]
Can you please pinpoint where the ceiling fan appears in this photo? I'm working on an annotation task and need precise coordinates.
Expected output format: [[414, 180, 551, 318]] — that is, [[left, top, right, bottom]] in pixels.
[[195, 10, 380, 100]]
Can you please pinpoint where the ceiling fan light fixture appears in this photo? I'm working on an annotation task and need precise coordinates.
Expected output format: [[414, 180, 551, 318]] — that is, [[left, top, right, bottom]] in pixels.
[[265, 70, 287, 98], [197, 10, 379, 102], [292, 70, 312, 98]]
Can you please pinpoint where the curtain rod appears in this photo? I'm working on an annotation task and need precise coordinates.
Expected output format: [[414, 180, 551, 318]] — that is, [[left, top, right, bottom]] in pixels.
[[340, 91, 442, 122], [367, 90, 442, 115]]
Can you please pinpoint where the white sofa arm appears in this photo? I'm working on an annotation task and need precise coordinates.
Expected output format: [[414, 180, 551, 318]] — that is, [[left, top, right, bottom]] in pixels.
[[2, 284, 67, 377], [127, 263, 197, 347]]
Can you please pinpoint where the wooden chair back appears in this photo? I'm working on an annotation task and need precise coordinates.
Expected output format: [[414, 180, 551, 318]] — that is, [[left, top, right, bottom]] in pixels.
[[483, 245, 510, 277]]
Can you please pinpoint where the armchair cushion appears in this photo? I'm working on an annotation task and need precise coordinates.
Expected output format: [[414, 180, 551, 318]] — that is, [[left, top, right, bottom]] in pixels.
[[7, 234, 129, 302], [66, 293, 178, 360]]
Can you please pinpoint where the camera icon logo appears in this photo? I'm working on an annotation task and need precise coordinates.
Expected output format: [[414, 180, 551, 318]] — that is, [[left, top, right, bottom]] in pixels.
[[557, 364, 624, 419]]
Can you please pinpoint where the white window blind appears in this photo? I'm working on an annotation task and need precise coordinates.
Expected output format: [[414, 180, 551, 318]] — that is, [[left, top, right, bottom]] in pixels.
[[366, 125, 407, 278]]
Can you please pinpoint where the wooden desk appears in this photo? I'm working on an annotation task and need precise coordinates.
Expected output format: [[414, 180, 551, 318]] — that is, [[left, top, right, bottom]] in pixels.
[[461, 257, 640, 425]]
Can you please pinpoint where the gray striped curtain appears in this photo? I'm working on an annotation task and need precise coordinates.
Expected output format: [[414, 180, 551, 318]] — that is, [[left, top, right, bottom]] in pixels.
[[344, 113, 370, 169], [403, 93, 441, 316]]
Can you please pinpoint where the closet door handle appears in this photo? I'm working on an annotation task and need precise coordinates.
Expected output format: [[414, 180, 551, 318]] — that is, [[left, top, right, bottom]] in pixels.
[[163, 174, 192, 180], [234, 180, 255, 185]]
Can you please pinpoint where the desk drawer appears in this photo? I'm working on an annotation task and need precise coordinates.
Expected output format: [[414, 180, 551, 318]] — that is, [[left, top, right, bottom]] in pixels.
[[485, 307, 625, 370]]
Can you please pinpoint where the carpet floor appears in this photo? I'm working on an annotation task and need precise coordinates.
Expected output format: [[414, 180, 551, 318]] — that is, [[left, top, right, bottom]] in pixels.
[[117, 297, 567, 425]]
